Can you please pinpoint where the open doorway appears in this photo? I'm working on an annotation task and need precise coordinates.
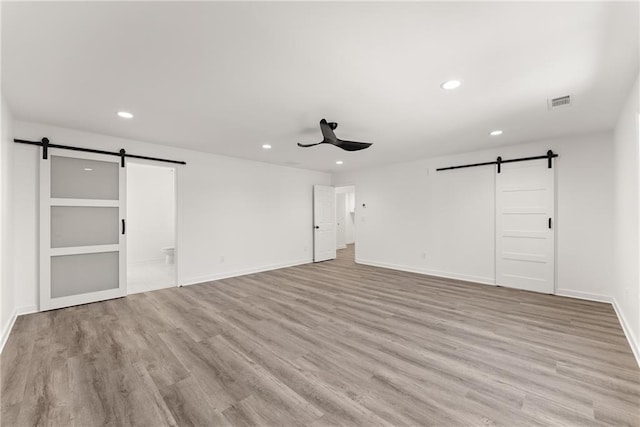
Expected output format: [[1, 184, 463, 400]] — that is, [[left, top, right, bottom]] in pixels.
[[126, 163, 177, 294], [335, 185, 356, 261]]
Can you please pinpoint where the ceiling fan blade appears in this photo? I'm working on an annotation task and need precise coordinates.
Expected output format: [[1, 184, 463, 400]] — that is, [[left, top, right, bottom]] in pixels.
[[297, 141, 325, 148], [335, 139, 373, 151]]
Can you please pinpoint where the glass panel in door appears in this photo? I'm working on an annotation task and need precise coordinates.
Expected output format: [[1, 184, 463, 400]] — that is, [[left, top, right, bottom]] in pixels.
[[51, 206, 119, 247], [51, 156, 119, 199], [51, 252, 119, 298]]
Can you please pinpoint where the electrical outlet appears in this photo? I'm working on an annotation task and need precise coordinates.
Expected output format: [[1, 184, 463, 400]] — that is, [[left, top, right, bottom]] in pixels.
[[421, 251, 427, 260], [220, 256, 225, 263]]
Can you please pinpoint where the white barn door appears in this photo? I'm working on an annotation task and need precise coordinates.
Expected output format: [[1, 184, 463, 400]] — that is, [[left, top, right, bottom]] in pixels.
[[496, 159, 555, 293], [313, 185, 336, 262], [40, 149, 127, 310]]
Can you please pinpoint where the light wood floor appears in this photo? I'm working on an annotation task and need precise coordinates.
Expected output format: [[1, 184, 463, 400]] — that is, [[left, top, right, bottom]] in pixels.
[[2, 245, 639, 426]]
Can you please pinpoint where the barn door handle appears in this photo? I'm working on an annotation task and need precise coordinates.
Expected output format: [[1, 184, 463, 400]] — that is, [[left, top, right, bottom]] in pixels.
[[122, 219, 126, 235]]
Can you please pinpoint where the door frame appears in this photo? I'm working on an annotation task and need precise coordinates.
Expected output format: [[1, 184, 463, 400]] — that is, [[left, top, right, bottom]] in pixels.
[[125, 159, 180, 292], [40, 149, 127, 310]]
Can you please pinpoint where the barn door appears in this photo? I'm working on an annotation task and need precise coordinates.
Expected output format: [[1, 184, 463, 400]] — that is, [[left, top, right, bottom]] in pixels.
[[496, 159, 555, 293], [40, 149, 127, 310]]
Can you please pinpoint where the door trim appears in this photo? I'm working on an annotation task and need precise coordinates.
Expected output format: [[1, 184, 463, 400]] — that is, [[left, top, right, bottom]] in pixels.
[[125, 160, 179, 292]]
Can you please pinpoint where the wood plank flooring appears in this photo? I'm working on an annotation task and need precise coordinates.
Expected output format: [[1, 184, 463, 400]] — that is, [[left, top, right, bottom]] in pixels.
[[2, 245, 639, 426]]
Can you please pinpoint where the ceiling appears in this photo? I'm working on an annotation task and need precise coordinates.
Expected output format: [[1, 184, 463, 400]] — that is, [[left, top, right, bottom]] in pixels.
[[2, 2, 638, 172]]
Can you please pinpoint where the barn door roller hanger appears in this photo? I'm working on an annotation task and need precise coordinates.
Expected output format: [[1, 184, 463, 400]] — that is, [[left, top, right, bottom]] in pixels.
[[14, 137, 186, 167], [437, 150, 557, 173]]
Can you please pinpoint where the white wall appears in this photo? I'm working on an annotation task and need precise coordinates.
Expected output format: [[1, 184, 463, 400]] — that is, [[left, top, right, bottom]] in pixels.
[[333, 132, 615, 296], [127, 163, 175, 264], [12, 121, 331, 311], [613, 73, 640, 364], [0, 96, 17, 350], [12, 145, 38, 314]]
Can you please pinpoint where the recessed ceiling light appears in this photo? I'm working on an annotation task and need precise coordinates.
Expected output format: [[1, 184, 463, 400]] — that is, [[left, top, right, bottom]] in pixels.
[[262, 144, 272, 149], [336, 160, 344, 165], [489, 130, 503, 136], [441, 79, 462, 90], [117, 111, 133, 119], [83, 168, 93, 171]]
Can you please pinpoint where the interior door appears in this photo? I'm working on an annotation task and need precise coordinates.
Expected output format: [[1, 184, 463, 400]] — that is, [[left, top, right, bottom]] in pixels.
[[40, 149, 126, 310], [313, 185, 336, 262], [496, 159, 555, 293]]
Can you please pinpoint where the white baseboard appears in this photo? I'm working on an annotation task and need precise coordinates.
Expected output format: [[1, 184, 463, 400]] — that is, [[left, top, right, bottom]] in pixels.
[[5, 262, 638, 369], [0, 308, 18, 354], [129, 258, 166, 266], [17, 305, 38, 316], [180, 258, 314, 287], [0, 305, 39, 354], [554, 289, 613, 303], [612, 298, 640, 368], [356, 258, 496, 286], [555, 290, 639, 367], [354, 263, 639, 367]]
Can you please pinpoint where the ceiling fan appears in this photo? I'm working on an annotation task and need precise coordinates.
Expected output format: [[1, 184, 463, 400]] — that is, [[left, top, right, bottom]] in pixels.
[[297, 119, 372, 151]]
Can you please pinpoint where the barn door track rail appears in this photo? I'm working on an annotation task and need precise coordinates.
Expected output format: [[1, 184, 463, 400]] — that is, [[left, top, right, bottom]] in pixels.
[[436, 150, 557, 173], [14, 137, 187, 167]]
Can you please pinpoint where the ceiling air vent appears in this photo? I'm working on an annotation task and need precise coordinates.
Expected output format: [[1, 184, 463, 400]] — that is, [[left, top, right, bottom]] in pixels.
[[548, 95, 572, 110]]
